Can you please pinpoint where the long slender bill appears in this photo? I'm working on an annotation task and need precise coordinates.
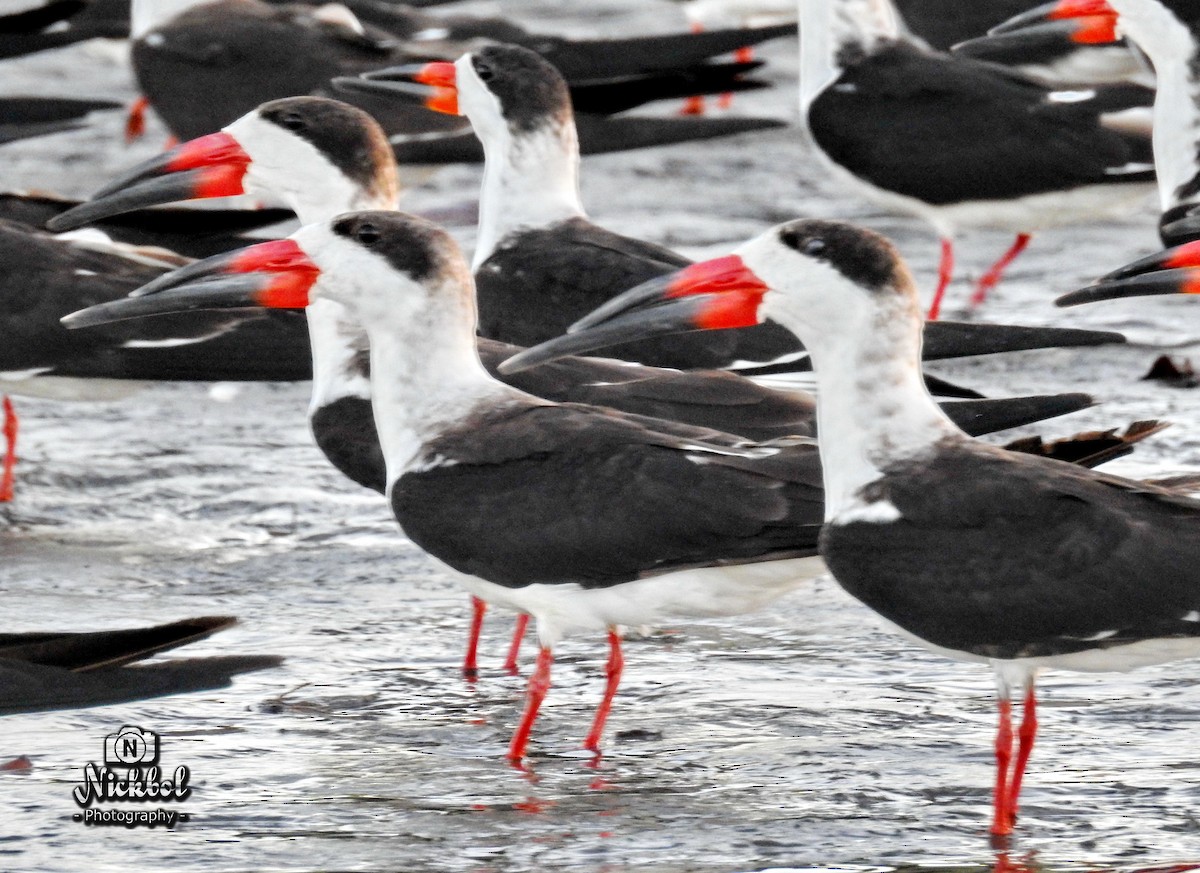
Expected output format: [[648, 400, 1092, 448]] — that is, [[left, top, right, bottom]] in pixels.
[[61, 239, 318, 328], [1096, 241, 1200, 284], [332, 62, 459, 114], [957, 15, 1119, 59], [46, 132, 251, 232], [499, 255, 768, 374], [987, 0, 1116, 36], [1056, 267, 1200, 307]]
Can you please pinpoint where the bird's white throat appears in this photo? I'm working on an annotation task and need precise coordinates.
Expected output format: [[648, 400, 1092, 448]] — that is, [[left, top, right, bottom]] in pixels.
[[752, 250, 957, 520], [474, 122, 586, 269]]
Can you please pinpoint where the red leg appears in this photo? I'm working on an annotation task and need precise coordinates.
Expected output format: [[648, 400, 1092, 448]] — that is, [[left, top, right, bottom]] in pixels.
[[125, 96, 149, 144], [583, 628, 625, 753], [507, 646, 554, 763], [681, 21, 708, 115], [926, 238, 955, 321], [1, 396, 16, 503], [990, 698, 1015, 837], [463, 596, 486, 682], [718, 46, 756, 108], [1006, 685, 1038, 829], [504, 613, 530, 675], [970, 233, 1031, 308]]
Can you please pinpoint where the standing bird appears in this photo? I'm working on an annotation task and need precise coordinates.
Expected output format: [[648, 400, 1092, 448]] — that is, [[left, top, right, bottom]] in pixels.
[[49, 96, 1110, 676], [986, 0, 1195, 240], [338, 45, 801, 372], [339, 43, 1128, 371], [62, 211, 835, 762], [45, 96, 812, 678], [46, 96, 960, 678], [508, 217, 1200, 838], [1000, 1, 1200, 303], [797, 0, 1155, 319]]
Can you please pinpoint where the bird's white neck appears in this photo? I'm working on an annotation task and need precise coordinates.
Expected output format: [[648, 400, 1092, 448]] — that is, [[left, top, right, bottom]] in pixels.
[[287, 183, 398, 413], [357, 289, 511, 488], [1109, 0, 1200, 210], [774, 293, 958, 520], [474, 122, 585, 269], [798, 0, 903, 110]]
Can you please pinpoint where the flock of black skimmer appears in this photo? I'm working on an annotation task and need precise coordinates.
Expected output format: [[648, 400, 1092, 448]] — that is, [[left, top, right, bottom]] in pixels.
[[5, 0, 1200, 845]]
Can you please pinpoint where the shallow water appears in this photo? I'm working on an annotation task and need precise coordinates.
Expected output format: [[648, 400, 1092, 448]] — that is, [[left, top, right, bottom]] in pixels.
[[4, 2, 1200, 871]]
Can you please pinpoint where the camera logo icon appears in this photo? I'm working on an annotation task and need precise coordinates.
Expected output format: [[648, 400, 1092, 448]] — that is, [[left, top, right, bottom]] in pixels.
[[103, 725, 160, 766]]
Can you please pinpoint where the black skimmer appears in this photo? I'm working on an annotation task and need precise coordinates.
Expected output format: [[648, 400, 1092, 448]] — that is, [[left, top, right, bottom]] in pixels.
[[0, 616, 280, 714], [1031, 1, 1200, 245], [797, 0, 1155, 320], [507, 217, 1200, 837], [0, 225, 312, 383], [47, 97, 1107, 679], [1005, 1, 1200, 298], [341, 44, 1127, 374], [60, 210, 846, 762], [127, 0, 790, 146]]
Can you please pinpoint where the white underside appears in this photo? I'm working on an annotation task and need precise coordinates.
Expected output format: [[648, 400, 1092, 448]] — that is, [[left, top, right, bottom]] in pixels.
[[435, 555, 827, 647], [871, 610, 1200, 692], [0, 374, 149, 401], [817, 152, 1154, 237]]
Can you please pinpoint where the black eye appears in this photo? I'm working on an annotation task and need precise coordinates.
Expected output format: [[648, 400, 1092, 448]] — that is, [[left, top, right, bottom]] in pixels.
[[280, 112, 307, 131], [802, 237, 826, 256], [475, 61, 495, 82], [356, 223, 380, 245]]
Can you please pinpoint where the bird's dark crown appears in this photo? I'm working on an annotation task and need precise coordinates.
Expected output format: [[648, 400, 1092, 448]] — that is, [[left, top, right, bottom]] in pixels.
[[257, 97, 392, 192], [469, 44, 572, 133], [777, 219, 903, 292], [330, 210, 448, 283]]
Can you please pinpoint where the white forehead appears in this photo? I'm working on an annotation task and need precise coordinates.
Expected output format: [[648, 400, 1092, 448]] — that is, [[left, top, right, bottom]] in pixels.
[[454, 54, 507, 135], [734, 231, 842, 291], [736, 228, 878, 342], [223, 113, 364, 220]]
